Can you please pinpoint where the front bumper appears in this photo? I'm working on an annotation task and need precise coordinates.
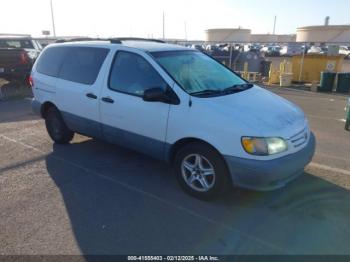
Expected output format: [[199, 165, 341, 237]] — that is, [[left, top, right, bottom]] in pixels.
[[224, 132, 316, 191]]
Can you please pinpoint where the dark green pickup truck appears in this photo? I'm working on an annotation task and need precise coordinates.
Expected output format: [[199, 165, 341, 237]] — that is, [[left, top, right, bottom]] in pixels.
[[0, 37, 42, 82]]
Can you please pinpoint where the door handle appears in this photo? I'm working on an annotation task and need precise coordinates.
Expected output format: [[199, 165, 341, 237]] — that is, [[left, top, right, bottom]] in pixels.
[[101, 97, 114, 103], [86, 93, 97, 99]]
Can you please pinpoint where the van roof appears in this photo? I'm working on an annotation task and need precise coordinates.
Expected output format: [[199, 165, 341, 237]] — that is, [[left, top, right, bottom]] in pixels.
[[53, 40, 190, 52]]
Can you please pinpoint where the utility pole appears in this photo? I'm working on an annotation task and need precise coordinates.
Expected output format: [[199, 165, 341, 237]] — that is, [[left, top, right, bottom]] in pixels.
[[273, 15, 277, 35], [162, 11, 165, 40], [50, 0, 56, 37]]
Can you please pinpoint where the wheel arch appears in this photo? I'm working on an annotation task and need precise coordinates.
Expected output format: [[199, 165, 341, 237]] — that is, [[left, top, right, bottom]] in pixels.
[[40, 101, 57, 118], [167, 137, 223, 164]]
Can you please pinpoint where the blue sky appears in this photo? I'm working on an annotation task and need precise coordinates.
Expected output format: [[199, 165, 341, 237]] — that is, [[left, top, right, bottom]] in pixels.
[[1, 0, 349, 39]]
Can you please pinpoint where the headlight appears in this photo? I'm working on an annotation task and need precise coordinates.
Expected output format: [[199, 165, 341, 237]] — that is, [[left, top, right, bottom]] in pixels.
[[241, 137, 288, 155]]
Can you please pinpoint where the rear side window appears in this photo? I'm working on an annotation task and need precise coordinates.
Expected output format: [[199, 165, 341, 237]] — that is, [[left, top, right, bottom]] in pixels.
[[59, 47, 109, 85], [36, 47, 67, 77]]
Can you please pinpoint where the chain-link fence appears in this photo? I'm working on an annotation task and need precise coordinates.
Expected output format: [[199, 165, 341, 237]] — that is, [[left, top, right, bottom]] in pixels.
[[168, 40, 350, 86], [32, 37, 350, 91]]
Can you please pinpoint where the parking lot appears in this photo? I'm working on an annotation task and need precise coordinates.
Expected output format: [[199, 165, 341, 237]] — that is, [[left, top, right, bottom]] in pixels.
[[1, 86, 350, 255]]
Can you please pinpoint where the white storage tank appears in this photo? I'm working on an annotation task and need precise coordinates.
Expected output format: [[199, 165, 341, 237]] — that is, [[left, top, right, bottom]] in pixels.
[[205, 28, 251, 42], [250, 34, 296, 43], [296, 25, 350, 43]]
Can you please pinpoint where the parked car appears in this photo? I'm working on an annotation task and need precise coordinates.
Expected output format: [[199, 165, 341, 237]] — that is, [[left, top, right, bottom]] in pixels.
[[307, 46, 327, 55], [244, 44, 261, 53], [205, 44, 219, 52], [280, 44, 304, 56], [260, 46, 281, 57], [0, 36, 42, 82], [339, 46, 350, 58], [0, 36, 42, 60], [31, 39, 315, 199], [191, 44, 205, 52]]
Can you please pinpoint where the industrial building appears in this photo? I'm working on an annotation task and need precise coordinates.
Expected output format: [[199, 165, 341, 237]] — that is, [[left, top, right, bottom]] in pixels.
[[296, 25, 350, 43], [250, 34, 296, 43], [205, 17, 350, 44], [205, 28, 251, 42], [205, 28, 296, 43]]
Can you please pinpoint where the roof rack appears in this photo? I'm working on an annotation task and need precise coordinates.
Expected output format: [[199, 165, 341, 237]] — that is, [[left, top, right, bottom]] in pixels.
[[0, 33, 32, 37], [109, 38, 165, 44], [55, 37, 104, 43], [53, 37, 166, 44]]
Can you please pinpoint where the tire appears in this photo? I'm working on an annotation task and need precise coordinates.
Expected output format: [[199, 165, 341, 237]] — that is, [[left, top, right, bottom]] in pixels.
[[345, 120, 350, 131], [45, 107, 74, 144], [173, 142, 231, 200]]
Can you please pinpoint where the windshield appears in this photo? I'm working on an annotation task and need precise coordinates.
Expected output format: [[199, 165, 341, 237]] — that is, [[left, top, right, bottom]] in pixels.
[[0, 39, 34, 49], [151, 50, 246, 95]]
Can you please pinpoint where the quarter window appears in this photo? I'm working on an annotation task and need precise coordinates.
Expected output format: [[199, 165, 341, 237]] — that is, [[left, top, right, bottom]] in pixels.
[[36, 47, 67, 77], [109, 51, 167, 96]]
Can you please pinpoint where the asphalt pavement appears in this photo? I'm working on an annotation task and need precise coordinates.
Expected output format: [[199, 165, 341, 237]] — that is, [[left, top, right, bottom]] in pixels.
[[0, 87, 350, 255]]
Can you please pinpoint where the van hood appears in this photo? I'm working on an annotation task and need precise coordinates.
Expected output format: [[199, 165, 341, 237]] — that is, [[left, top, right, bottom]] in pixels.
[[197, 86, 307, 138]]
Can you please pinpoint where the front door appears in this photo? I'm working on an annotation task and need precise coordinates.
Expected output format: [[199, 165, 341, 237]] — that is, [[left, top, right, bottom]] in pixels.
[[99, 50, 172, 160]]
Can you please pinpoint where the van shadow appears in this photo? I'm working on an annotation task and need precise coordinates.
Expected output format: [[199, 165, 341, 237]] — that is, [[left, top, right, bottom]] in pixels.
[[0, 95, 37, 124], [45, 139, 350, 255]]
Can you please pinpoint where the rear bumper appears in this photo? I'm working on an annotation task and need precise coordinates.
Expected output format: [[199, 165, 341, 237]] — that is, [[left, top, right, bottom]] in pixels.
[[31, 99, 42, 116], [0, 65, 32, 80], [224, 132, 316, 191]]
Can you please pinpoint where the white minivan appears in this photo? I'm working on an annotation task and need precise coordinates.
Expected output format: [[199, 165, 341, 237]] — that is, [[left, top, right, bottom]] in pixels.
[[31, 39, 315, 199]]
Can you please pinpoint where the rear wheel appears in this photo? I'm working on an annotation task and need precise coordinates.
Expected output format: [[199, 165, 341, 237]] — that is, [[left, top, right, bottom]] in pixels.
[[345, 119, 350, 131], [45, 107, 74, 144], [174, 142, 231, 200]]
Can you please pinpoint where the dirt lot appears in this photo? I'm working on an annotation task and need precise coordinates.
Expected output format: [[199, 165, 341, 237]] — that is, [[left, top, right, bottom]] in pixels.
[[0, 86, 350, 255]]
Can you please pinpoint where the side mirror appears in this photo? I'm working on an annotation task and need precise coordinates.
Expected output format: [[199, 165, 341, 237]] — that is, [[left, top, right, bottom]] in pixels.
[[143, 87, 168, 102]]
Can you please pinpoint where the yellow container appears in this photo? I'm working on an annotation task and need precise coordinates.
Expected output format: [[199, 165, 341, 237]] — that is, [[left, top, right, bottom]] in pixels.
[[280, 73, 293, 87], [269, 70, 280, 84], [280, 60, 293, 74], [292, 54, 343, 83]]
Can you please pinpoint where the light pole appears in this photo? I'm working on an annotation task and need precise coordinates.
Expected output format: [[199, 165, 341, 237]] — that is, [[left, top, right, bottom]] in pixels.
[[50, 0, 56, 37]]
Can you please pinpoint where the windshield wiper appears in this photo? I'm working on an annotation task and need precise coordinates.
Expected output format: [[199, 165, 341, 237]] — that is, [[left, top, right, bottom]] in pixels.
[[191, 83, 253, 97], [190, 89, 223, 96], [223, 83, 254, 94]]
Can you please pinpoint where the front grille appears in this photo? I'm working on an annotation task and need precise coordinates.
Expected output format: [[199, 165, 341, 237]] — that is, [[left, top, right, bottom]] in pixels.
[[289, 127, 308, 148]]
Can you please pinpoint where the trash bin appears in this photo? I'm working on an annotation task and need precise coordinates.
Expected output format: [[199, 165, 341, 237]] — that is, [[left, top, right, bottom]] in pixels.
[[336, 73, 350, 93], [318, 72, 336, 92]]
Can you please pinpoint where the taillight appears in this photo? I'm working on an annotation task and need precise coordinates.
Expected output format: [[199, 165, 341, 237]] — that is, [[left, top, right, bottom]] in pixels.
[[19, 51, 29, 65], [28, 75, 34, 87]]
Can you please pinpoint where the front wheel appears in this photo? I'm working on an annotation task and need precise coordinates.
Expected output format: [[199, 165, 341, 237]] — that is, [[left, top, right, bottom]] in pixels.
[[174, 143, 231, 200], [45, 107, 74, 144]]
